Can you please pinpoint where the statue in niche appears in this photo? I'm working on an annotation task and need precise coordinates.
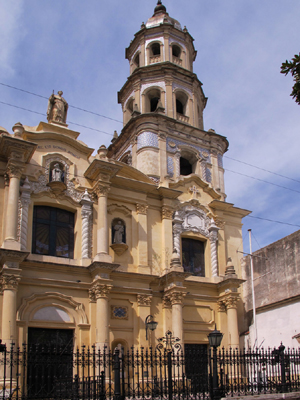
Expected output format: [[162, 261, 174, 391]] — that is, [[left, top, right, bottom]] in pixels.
[[47, 90, 68, 124], [112, 220, 125, 244], [51, 163, 64, 182]]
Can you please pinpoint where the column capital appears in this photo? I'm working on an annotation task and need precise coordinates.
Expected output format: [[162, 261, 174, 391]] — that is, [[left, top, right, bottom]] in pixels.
[[6, 160, 24, 180], [0, 274, 21, 291], [94, 184, 110, 198], [136, 203, 148, 215], [169, 291, 186, 306], [162, 293, 172, 309], [89, 283, 112, 302], [161, 206, 174, 220], [137, 294, 152, 306], [217, 300, 227, 313], [223, 294, 239, 309]]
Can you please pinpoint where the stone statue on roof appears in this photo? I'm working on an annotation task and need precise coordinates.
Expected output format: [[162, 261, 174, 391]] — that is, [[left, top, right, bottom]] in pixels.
[[47, 90, 68, 124]]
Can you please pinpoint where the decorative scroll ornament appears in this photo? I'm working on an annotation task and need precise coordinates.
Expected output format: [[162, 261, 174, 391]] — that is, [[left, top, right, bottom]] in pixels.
[[172, 204, 210, 258], [137, 294, 152, 306], [0, 274, 21, 291]]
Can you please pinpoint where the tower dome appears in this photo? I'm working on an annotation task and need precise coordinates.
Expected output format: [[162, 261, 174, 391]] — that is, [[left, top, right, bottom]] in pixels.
[[146, 1, 182, 30]]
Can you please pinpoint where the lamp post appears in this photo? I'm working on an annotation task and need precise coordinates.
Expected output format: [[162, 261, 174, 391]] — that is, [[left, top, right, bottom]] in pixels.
[[208, 325, 223, 400], [145, 315, 158, 340]]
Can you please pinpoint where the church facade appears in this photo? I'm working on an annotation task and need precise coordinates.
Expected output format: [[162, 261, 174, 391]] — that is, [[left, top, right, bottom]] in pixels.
[[0, 1, 250, 352]]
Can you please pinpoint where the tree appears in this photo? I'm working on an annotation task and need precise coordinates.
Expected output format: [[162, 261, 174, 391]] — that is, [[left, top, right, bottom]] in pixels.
[[281, 53, 300, 105]]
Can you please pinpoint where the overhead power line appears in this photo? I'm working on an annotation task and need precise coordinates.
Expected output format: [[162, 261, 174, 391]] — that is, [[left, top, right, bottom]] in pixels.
[[225, 155, 300, 185], [0, 101, 114, 136], [226, 169, 300, 194], [246, 215, 300, 228], [0, 82, 123, 124]]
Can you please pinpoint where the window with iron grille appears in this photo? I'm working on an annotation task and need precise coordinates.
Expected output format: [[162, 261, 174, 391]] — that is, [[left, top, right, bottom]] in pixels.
[[32, 206, 74, 258]]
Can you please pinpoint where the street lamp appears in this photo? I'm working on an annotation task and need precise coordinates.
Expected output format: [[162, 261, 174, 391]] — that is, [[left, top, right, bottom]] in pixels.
[[145, 315, 158, 340], [208, 325, 223, 400]]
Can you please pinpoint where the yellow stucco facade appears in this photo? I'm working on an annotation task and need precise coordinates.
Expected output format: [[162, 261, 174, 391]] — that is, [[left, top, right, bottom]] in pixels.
[[0, 2, 250, 352]]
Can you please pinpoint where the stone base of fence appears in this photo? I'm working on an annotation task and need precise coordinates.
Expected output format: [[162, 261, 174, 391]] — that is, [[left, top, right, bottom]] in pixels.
[[222, 391, 300, 400]]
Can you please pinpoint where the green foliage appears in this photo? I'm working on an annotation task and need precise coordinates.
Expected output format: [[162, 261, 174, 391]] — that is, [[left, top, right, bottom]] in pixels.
[[281, 53, 300, 105]]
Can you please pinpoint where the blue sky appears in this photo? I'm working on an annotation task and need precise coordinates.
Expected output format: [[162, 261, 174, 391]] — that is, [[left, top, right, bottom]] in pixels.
[[0, 0, 299, 255]]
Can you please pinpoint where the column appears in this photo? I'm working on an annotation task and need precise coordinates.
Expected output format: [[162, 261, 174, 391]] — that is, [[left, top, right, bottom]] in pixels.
[[209, 219, 219, 277], [159, 133, 167, 183], [3, 162, 23, 250], [174, 150, 181, 179], [137, 294, 152, 347], [89, 282, 112, 349], [163, 35, 169, 62], [94, 185, 111, 262], [173, 217, 182, 259], [20, 177, 31, 251], [165, 79, 173, 118], [80, 189, 93, 263], [170, 291, 186, 342], [161, 206, 173, 273], [224, 295, 239, 348], [136, 203, 148, 271], [1, 274, 21, 344]]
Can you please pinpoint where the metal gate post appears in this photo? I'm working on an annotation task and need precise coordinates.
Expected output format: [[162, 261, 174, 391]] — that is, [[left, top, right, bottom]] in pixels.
[[168, 351, 173, 400], [114, 349, 121, 400], [279, 344, 286, 393]]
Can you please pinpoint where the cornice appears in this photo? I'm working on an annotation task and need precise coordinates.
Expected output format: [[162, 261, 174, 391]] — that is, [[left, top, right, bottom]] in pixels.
[[23, 125, 94, 158], [84, 159, 120, 182], [0, 134, 37, 163], [118, 62, 203, 103], [107, 113, 229, 159], [209, 200, 251, 218]]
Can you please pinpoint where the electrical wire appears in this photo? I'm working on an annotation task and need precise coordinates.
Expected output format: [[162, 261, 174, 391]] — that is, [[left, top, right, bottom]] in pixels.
[[0, 101, 114, 136], [226, 169, 300, 194], [224, 155, 300, 185], [0, 82, 123, 124], [245, 215, 300, 228]]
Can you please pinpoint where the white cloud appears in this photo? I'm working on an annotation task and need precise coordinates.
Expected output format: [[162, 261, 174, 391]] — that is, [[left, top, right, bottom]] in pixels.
[[0, 0, 24, 77]]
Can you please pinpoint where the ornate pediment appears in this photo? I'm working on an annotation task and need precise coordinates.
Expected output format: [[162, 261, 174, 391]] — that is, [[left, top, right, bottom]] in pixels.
[[174, 203, 210, 238]]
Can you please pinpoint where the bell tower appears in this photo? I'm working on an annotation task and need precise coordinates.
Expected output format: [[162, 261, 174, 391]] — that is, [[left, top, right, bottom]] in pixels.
[[108, 1, 228, 200]]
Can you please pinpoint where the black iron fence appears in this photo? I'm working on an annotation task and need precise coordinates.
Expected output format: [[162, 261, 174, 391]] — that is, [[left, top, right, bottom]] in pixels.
[[0, 341, 300, 400]]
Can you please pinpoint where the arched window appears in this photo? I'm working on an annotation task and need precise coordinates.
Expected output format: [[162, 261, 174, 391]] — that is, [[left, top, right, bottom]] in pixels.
[[112, 218, 126, 244], [120, 153, 132, 166], [145, 88, 161, 113], [151, 43, 160, 56], [126, 98, 134, 114], [179, 149, 198, 175], [32, 206, 74, 258], [175, 91, 188, 116], [176, 99, 184, 115], [182, 238, 205, 276], [180, 157, 193, 175], [172, 44, 181, 58], [134, 53, 140, 68]]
